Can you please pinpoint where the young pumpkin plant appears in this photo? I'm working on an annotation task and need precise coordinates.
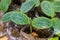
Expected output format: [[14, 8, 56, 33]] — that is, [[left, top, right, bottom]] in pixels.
[[41, 1, 60, 36], [31, 17, 60, 34], [31, 17, 60, 40], [1, 0, 60, 39], [21, 0, 60, 38], [17, 0, 60, 37], [1, 11, 30, 25]]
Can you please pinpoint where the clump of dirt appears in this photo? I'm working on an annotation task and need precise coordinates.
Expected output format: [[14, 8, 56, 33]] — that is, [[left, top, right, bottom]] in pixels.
[[11, 27, 20, 37]]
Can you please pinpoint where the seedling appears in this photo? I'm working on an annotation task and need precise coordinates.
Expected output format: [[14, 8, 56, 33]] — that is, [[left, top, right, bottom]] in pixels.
[[31, 17, 60, 35], [1, 11, 30, 25], [31, 0, 60, 36], [1, 0, 60, 39], [20, 0, 60, 37]]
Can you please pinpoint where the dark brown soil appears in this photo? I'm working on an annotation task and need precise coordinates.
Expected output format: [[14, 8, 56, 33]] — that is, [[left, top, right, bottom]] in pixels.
[[21, 26, 54, 38]]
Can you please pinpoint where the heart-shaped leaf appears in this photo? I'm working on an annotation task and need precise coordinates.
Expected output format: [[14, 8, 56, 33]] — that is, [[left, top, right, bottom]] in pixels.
[[53, 1, 60, 12], [11, 12, 30, 25], [52, 18, 60, 34], [32, 17, 53, 29], [41, 1, 55, 17], [0, 0, 12, 12], [1, 12, 12, 22], [20, 0, 35, 13]]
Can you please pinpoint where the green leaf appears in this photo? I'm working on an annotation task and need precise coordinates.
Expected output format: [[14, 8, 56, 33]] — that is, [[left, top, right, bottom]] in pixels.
[[26, 0, 40, 7], [0, 0, 12, 12], [32, 17, 53, 29], [48, 37, 58, 40], [1, 12, 12, 22], [53, 1, 60, 12], [41, 1, 55, 17], [52, 18, 60, 34], [34, 0, 40, 7], [20, 0, 35, 13], [11, 12, 30, 25]]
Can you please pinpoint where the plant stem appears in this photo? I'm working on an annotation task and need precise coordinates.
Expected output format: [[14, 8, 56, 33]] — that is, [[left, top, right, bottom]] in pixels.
[[29, 18, 32, 33], [30, 25, 32, 33]]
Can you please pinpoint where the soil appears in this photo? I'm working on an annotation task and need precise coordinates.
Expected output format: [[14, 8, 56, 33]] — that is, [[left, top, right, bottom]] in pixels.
[[0, 21, 7, 37], [0, 0, 59, 40], [20, 26, 53, 40]]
